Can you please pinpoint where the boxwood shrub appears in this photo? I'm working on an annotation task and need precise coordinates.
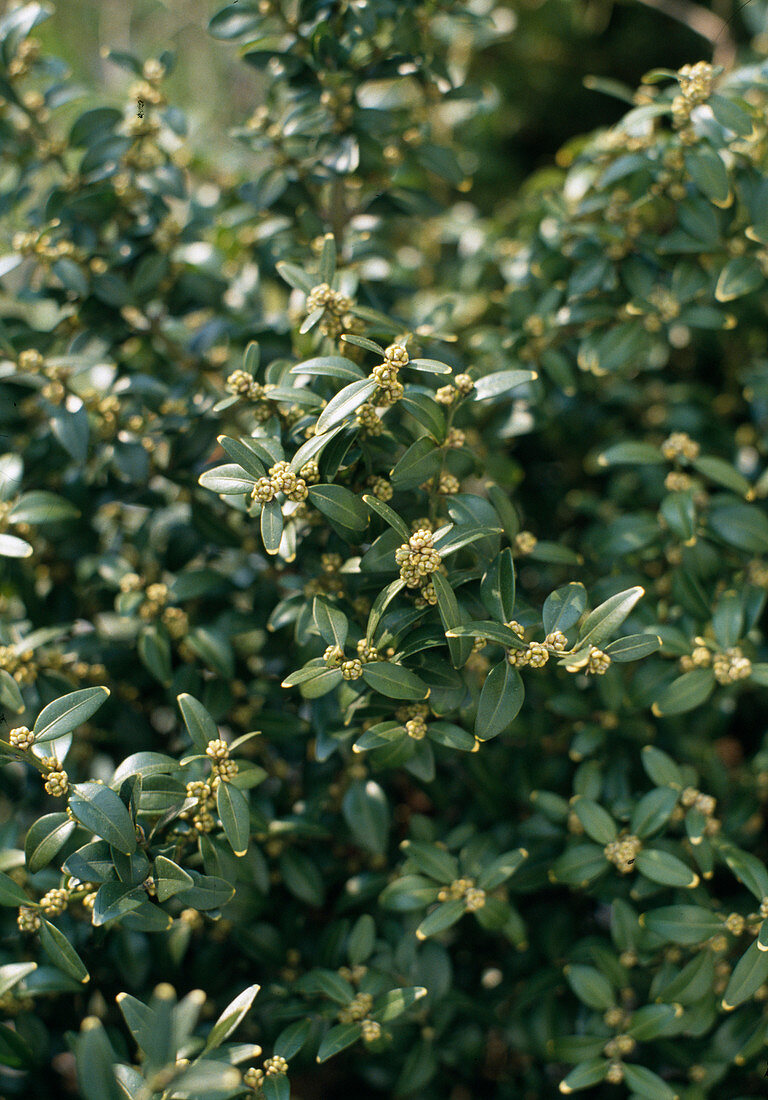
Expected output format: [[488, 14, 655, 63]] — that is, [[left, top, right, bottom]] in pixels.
[[1, 2, 768, 1097]]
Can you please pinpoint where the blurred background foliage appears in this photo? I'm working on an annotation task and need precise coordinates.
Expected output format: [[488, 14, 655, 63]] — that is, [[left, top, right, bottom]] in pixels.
[[37, 0, 766, 204]]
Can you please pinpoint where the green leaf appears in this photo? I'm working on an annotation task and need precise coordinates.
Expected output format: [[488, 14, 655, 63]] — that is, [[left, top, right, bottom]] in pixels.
[[603, 633, 661, 661], [216, 436, 267, 478], [289, 423, 347, 472], [379, 874, 440, 911], [564, 964, 615, 1010], [203, 983, 260, 1052], [571, 798, 617, 844], [641, 905, 724, 944], [630, 788, 679, 839], [401, 840, 458, 883], [8, 491, 79, 524], [315, 377, 377, 434], [40, 919, 89, 983], [276, 261, 315, 292], [709, 93, 753, 135], [91, 882, 145, 926], [308, 484, 368, 539], [261, 498, 284, 555], [477, 849, 527, 891], [426, 720, 475, 751], [198, 463, 255, 495], [558, 1060, 608, 1092], [434, 525, 501, 559], [366, 578, 407, 642], [342, 780, 389, 855], [432, 573, 472, 668], [0, 668, 24, 712], [684, 146, 730, 204], [0, 870, 33, 907], [68, 782, 137, 855], [641, 745, 682, 787], [473, 370, 537, 400], [709, 501, 768, 553], [621, 1063, 678, 1100], [406, 357, 452, 375], [480, 549, 516, 622], [625, 1004, 682, 1041], [316, 1022, 362, 1063], [361, 662, 429, 700], [154, 855, 194, 902], [722, 940, 768, 1011], [415, 899, 465, 940], [33, 687, 110, 745], [347, 914, 376, 967], [651, 669, 715, 717], [691, 455, 751, 497], [0, 533, 33, 558], [138, 625, 172, 687], [312, 596, 348, 648], [475, 660, 524, 741], [362, 495, 411, 541], [597, 441, 664, 466], [177, 693, 218, 751], [542, 582, 587, 635], [216, 781, 250, 857], [25, 812, 75, 873], [722, 847, 768, 900], [715, 256, 764, 302], [279, 849, 325, 906], [399, 393, 446, 440], [390, 437, 443, 490], [75, 1018, 122, 1100], [290, 355, 365, 381], [274, 1018, 313, 1060], [550, 843, 609, 887], [635, 848, 699, 888], [371, 986, 427, 1022], [577, 586, 644, 648], [175, 871, 235, 911], [340, 333, 385, 356]]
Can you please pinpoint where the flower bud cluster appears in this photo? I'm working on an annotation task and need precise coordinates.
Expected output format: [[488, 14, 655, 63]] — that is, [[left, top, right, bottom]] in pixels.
[[243, 1054, 288, 1092], [680, 642, 711, 671], [252, 461, 309, 505], [306, 283, 354, 337], [371, 363, 404, 406], [44, 760, 68, 797], [361, 1018, 382, 1042], [17, 907, 40, 933], [367, 475, 393, 501], [681, 787, 717, 816], [183, 780, 216, 833], [713, 646, 752, 684], [341, 658, 363, 680], [9, 726, 34, 751], [395, 529, 441, 588], [355, 402, 384, 435], [40, 888, 69, 917], [0, 645, 37, 684], [226, 369, 265, 401], [437, 876, 486, 911], [356, 639, 379, 663], [405, 716, 428, 740], [338, 991, 373, 1023], [604, 1035, 636, 1058], [661, 431, 700, 462], [586, 646, 611, 675], [206, 738, 239, 783], [139, 582, 170, 621], [514, 531, 537, 555], [604, 834, 641, 873]]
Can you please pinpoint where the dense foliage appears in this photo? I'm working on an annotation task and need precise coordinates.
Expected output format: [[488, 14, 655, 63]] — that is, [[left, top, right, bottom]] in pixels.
[[1, 1, 768, 1097]]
